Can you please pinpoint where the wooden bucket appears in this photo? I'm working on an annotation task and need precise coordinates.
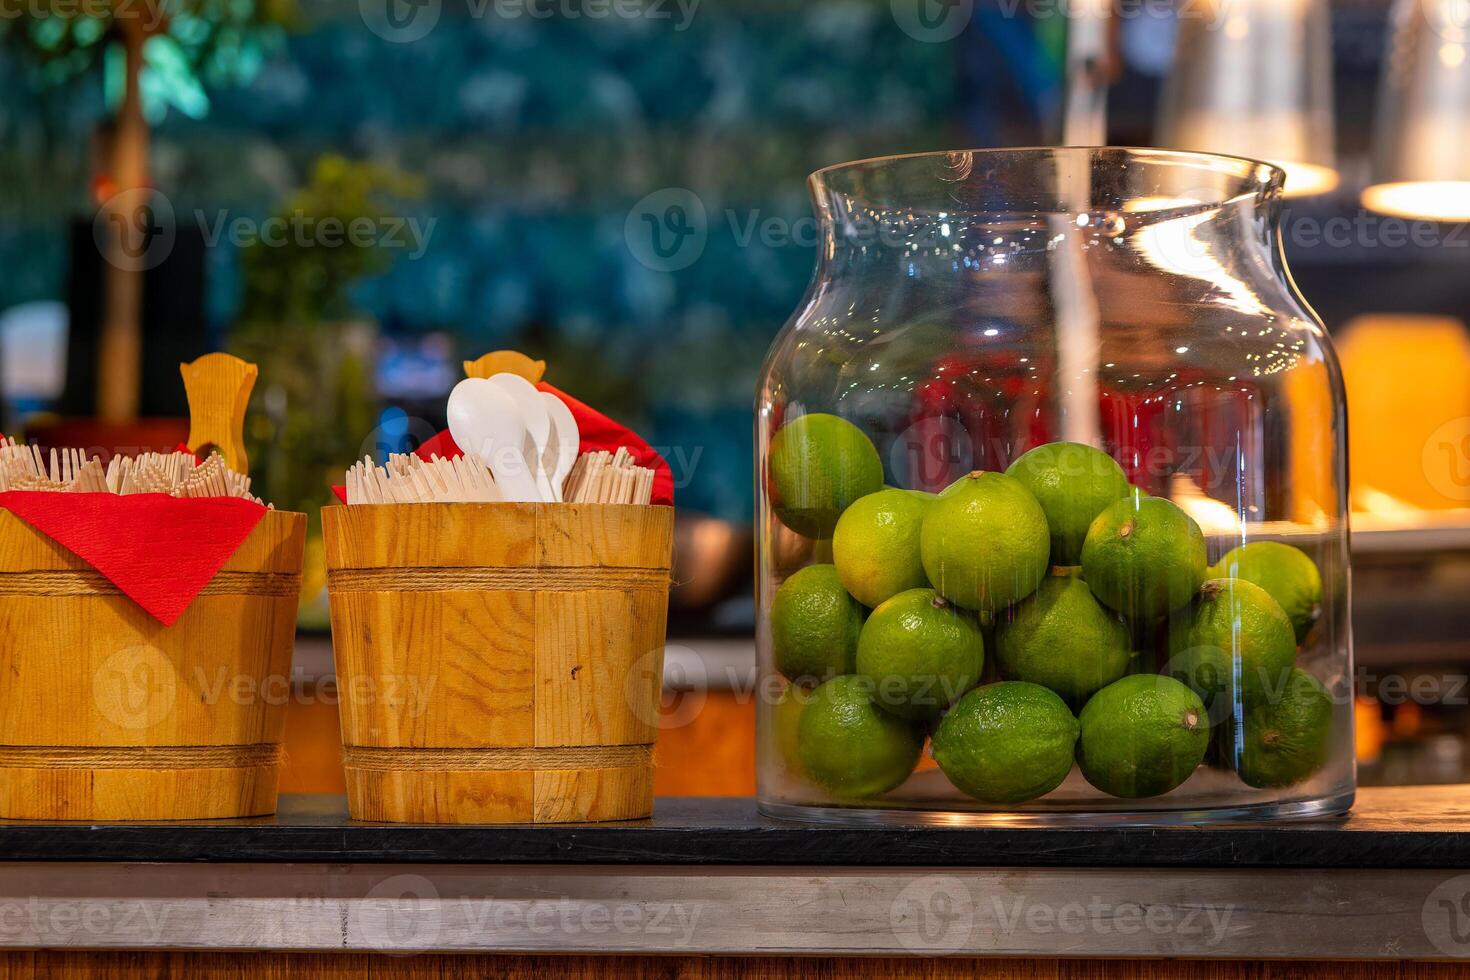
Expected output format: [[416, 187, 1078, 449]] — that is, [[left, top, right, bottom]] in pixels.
[[322, 502, 673, 823], [0, 509, 306, 820]]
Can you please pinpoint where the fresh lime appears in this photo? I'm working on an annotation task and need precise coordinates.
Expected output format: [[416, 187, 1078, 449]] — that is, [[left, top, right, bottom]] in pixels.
[[995, 575, 1135, 705], [931, 681, 1080, 804], [1077, 674, 1210, 798], [772, 682, 814, 778], [1237, 667, 1333, 788], [1081, 495, 1207, 620], [1006, 442, 1130, 566], [920, 470, 1051, 614], [770, 564, 864, 682], [856, 587, 985, 720], [1211, 541, 1323, 645], [832, 488, 933, 607], [768, 413, 883, 537], [1167, 578, 1296, 705], [796, 674, 924, 797]]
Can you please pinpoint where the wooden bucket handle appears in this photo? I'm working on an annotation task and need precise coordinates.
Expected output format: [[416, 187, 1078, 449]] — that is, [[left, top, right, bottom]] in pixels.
[[180, 353, 257, 475]]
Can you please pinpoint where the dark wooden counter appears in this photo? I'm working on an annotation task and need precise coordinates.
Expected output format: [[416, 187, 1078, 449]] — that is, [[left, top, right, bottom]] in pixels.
[[0, 786, 1467, 966], [0, 786, 1466, 869]]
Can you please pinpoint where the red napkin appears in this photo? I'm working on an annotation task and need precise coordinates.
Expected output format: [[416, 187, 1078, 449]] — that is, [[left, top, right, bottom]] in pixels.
[[0, 491, 269, 626], [331, 383, 674, 505]]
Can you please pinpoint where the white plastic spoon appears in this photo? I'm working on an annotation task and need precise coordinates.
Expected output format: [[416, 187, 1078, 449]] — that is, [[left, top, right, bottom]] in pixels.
[[446, 378, 541, 502], [541, 391, 579, 501], [487, 373, 557, 501]]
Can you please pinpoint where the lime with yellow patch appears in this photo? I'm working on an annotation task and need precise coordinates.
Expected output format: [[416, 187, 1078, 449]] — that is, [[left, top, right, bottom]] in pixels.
[[919, 470, 1050, 614], [771, 682, 815, 778], [796, 674, 924, 798], [832, 488, 933, 607], [1211, 541, 1323, 645], [770, 564, 864, 683], [768, 413, 883, 538]]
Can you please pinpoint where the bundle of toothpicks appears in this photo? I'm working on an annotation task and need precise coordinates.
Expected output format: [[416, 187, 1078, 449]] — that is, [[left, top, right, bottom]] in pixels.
[[345, 453, 498, 504], [563, 448, 655, 505], [344, 447, 654, 505], [0, 437, 264, 503]]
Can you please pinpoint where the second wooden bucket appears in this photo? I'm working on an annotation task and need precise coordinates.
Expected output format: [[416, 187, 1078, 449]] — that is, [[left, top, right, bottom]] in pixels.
[[0, 509, 305, 820], [322, 502, 674, 823]]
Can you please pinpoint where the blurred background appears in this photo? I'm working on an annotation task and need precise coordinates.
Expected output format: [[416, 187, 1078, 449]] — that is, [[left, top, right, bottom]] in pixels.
[[5, 0, 1470, 796]]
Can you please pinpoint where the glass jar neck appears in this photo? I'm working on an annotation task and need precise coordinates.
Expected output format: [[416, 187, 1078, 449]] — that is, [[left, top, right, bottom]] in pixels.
[[806, 148, 1287, 280]]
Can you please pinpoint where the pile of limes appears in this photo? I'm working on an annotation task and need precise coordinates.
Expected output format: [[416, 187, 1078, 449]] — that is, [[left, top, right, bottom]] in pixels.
[[767, 413, 1332, 804]]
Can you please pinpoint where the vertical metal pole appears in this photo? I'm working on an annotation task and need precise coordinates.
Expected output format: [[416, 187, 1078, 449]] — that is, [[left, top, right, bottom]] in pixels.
[[1052, 0, 1111, 447], [1062, 0, 1112, 145]]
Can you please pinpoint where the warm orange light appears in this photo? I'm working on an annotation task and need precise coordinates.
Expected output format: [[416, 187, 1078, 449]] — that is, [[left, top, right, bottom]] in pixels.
[[1277, 161, 1339, 197], [1362, 180, 1470, 221]]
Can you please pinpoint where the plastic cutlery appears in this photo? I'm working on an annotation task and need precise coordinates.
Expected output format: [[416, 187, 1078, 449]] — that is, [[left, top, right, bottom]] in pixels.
[[542, 392, 579, 501], [446, 378, 542, 501], [487, 373, 557, 501]]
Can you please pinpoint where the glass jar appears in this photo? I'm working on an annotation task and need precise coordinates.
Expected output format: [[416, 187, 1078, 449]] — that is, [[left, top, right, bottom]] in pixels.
[[755, 147, 1353, 825]]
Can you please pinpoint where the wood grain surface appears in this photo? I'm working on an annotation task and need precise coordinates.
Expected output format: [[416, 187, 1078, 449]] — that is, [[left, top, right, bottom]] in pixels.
[[0, 509, 305, 820], [323, 502, 673, 824], [179, 353, 258, 475], [0, 951, 1464, 978]]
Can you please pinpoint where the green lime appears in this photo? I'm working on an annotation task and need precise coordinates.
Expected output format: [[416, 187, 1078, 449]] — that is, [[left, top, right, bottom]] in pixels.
[[832, 488, 933, 607], [796, 674, 924, 797], [769, 413, 883, 537], [1006, 442, 1130, 566], [1237, 667, 1333, 788], [1167, 578, 1297, 706], [770, 564, 864, 683], [772, 682, 814, 778], [1077, 674, 1209, 798], [856, 588, 985, 721], [1081, 495, 1207, 620], [1211, 541, 1323, 644], [931, 681, 1080, 804], [995, 575, 1135, 705], [919, 470, 1051, 614]]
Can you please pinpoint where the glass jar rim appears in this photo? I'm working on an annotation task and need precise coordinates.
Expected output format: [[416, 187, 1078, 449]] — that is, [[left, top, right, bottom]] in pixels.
[[808, 146, 1286, 216]]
